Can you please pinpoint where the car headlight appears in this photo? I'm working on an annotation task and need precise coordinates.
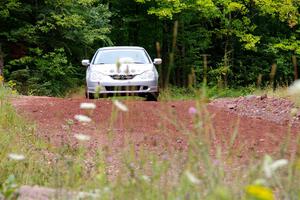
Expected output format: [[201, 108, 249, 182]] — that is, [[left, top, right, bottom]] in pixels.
[[90, 72, 105, 82], [138, 71, 155, 80]]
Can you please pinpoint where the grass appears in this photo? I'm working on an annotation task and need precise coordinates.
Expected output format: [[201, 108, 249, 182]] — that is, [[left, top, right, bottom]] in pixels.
[[1, 84, 300, 199], [158, 85, 256, 101], [0, 86, 103, 196]]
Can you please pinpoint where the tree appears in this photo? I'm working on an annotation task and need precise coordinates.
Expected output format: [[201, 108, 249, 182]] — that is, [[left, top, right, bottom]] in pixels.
[[1, 0, 112, 95], [135, 0, 261, 87], [133, 0, 299, 88]]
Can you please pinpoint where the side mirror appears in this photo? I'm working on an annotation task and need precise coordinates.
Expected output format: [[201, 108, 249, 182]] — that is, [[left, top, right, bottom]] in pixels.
[[153, 58, 162, 65], [82, 59, 90, 67]]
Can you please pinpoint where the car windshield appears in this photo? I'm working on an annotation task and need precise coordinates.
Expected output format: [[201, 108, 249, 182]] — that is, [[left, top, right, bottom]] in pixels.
[[93, 49, 151, 64]]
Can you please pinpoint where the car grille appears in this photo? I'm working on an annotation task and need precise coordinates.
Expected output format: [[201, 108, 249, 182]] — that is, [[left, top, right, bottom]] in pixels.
[[105, 86, 141, 91], [110, 74, 135, 80]]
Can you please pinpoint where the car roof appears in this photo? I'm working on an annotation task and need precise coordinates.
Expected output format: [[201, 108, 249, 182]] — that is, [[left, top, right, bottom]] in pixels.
[[98, 46, 145, 51]]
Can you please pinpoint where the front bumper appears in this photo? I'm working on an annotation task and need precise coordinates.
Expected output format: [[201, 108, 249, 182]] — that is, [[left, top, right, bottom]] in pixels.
[[87, 79, 158, 94]]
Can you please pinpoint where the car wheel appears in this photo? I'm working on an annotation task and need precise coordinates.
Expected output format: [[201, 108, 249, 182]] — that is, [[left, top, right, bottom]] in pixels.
[[85, 87, 88, 99], [87, 93, 94, 99], [146, 92, 159, 101]]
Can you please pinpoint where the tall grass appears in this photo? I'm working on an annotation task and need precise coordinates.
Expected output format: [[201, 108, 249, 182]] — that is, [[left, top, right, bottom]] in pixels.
[[0, 86, 103, 197], [0, 85, 300, 199], [159, 85, 256, 100]]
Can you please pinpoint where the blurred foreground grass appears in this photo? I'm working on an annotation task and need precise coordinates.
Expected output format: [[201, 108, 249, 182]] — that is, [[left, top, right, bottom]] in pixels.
[[0, 84, 300, 199]]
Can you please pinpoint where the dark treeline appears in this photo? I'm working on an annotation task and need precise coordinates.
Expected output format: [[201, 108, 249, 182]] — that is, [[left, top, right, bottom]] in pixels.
[[0, 0, 299, 96]]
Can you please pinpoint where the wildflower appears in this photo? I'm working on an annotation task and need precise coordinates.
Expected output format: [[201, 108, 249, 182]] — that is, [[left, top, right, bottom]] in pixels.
[[80, 102, 96, 110], [107, 156, 113, 162], [188, 107, 197, 115], [141, 175, 151, 182], [212, 159, 220, 166], [263, 155, 288, 178], [66, 119, 74, 125], [74, 133, 91, 141], [185, 170, 201, 185], [288, 80, 300, 95], [74, 114, 92, 123], [8, 153, 25, 161], [0, 75, 3, 84], [290, 108, 298, 117], [246, 185, 274, 200], [253, 178, 268, 186], [113, 100, 128, 112], [103, 187, 110, 193]]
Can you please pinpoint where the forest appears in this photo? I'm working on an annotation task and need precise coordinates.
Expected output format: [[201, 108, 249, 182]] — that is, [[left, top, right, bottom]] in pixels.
[[0, 0, 299, 96]]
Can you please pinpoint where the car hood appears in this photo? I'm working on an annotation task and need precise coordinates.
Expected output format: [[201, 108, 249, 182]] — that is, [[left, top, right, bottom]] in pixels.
[[89, 64, 154, 75]]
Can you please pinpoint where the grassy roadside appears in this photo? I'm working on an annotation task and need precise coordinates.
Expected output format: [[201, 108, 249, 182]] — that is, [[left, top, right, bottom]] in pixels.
[[0, 86, 103, 198], [159, 85, 256, 100], [1, 85, 300, 199]]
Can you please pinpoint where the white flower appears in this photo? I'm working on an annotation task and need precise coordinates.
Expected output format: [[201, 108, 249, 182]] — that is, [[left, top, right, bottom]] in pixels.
[[8, 153, 25, 161], [141, 175, 151, 182], [253, 178, 267, 186], [74, 114, 92, 123], [80, 102, 96, 110], [263, 155, 288, 178], [74, 133, 91, 141], [288, 80, 300, 95], [113, 100, 128, 112], [185, 171, 201, 184], [269, 159, 288, 170]]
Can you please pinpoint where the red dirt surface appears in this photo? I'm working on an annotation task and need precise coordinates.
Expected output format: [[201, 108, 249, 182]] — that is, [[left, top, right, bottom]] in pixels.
[[11, 95, 300, 165]]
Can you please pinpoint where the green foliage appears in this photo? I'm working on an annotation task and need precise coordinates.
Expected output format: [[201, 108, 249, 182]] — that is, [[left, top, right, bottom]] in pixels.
[[135, 0, 187, 19], [254, 0, 299, 27], [131, 0, 299, 89], [160, 85, 255, 100], [7, 48, 76, 96], [1, 0, 300, 95], [159, 86, 198, 100], [0, 0, 111, 96], [0, 175, 18, 199], [0, 0, 21, 18], [35, 0, 112, 48]]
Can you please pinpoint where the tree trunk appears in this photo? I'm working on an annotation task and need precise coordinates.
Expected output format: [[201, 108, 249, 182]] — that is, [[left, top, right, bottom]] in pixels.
[[165, 20, 178, 88], [201, 54, 209, 85], [133, 4, 139, 45], [156, 41, 163, 87], [179, 20, 185, 87], [223, 39, 229, 88], [161, 21, 170, 88], [0, 44, 4, 77], [270, 63, 277, 91], [222, 12, 233, 88], [292, 55, 298, 80]]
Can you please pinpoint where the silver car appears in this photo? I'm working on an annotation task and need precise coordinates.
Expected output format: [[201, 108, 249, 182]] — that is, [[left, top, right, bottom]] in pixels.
[[82, 46, 161, 101]]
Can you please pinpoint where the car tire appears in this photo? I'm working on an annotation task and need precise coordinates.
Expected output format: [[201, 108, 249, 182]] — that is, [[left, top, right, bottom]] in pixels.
[[86, 93, 94, 99], [146, 92, 159, 101]]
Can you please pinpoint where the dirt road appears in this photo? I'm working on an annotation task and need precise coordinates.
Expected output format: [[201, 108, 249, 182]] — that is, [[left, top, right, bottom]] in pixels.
[[11, 95, 300, 164]]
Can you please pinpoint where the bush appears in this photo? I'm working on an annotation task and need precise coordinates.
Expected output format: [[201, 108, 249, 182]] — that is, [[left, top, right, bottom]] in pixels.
[[7, 48, 78, 96]]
